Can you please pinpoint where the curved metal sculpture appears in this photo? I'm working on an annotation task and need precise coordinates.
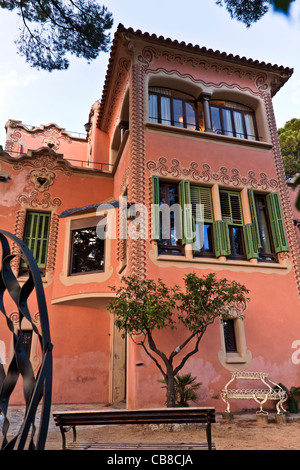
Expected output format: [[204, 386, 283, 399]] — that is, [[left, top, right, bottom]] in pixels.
[[0, 230, 53, 450]]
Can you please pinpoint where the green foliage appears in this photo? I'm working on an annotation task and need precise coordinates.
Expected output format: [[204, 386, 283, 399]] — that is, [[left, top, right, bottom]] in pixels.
[[216, 0, 271, 27], [108, 274, 249, 407], [0, 0, 113, 71], [175, 273, 249, 332], [278, 118, 300, 179], [160, 373, 202, 407], [109, 274, 249, 339], [273, 0, 295, 13], [278, 383, 300, 402], [216, 0, 295, 27], [108, 276, 177, 337], [294, 175, 300, 211]]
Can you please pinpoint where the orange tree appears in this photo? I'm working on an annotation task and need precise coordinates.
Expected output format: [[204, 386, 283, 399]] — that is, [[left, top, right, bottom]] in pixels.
[[108, 273, 249, 407]]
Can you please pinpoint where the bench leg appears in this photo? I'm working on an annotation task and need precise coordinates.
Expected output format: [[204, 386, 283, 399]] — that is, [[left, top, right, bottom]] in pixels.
[[276, 399, 286, 415], [59, 426, 76, 450], [206, 422, 213, 451], [253, 394, 268, 415], [221, 393, 231, 413]]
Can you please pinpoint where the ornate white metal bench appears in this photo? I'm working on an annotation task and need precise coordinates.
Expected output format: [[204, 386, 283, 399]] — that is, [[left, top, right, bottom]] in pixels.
[[221, 372, 287, 415]]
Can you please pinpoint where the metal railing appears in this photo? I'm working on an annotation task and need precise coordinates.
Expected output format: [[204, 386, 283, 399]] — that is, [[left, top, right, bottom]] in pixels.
[[0, 230, 53, 450], [2, 150, 113, 172]]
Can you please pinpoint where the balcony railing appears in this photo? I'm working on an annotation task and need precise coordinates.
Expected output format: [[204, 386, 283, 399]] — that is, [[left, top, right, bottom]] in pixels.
[[64, 158, 113, 171], [2, 150, 113, 172]]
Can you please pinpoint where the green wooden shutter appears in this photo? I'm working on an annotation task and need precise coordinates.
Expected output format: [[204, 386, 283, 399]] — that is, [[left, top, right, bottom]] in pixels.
[[244, 223, 259, 259], [151, 176, 161, 240], [218, 190, 243, 258], [266, 192, 288, 252], [213, 220, 231, 257], [23, 212, 51, 268], [220, 190, 243, 225], [247, 188, 262, 249], [179, 180, 193, 244], [190, 186, 214, 223]]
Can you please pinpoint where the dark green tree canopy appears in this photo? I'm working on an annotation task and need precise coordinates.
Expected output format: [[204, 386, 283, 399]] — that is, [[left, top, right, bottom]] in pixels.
[[216, 0, 295, 27], [278, 118, 300, 179], [0, 0, 113, 71]]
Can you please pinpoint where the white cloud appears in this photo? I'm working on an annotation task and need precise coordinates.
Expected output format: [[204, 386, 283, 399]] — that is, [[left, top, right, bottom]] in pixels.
[[0, 70, 37, 106]]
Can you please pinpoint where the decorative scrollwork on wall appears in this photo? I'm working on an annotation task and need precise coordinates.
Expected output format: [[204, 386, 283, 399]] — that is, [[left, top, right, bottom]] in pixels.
[[0, 230, 53, 450], [146, 157, 278, 190]]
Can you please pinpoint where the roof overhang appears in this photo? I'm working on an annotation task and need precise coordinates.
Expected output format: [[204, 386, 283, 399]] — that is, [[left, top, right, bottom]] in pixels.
[[97, 24, 293, 129]]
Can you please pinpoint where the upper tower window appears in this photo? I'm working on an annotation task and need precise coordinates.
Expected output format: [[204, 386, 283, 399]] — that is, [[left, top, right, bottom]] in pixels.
[[148, 87, 204, 131], [209, 100, 258, 140]]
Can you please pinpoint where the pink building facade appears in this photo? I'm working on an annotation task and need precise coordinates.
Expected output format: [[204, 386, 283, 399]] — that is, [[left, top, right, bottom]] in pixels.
[[0, 25, 300, 412]]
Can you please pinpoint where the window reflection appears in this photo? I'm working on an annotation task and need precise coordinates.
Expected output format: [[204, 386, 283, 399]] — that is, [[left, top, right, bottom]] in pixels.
[[210, 100, 258, 140], [71, 227, 105, 274]]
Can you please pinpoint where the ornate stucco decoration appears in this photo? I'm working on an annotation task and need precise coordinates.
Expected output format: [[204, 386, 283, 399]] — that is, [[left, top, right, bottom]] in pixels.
[[4, 121, 76, 157], [137, 45, 270, 95], [17, 190, 62, 210], [13, 149, 72, 192], [29, 169, 56, 192], [31, 125, 72, 150], [146, 157, 278, 190], [100, 57, 130, 134], [11, 191, 62, 275]]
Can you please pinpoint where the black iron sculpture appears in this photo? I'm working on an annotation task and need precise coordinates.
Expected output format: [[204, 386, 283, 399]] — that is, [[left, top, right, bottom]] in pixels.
[[0, 230, 53, 450]]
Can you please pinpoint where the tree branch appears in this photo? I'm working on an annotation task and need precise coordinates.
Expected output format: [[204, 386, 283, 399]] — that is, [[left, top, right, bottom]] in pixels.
[[129, 331, 167, 379], [173, 331, 204, 376], [19, 0, 55, 55], [36, 0, 72, 30], [146, 328, 170, 367], [169, 329, 198, 364], [140, 341, 167, 380]]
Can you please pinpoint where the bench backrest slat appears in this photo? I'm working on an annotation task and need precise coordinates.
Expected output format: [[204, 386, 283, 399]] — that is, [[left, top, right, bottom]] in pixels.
[[53, 408, 215, 427]]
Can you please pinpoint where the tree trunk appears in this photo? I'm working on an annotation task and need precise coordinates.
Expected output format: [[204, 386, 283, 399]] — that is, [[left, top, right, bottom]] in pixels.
[[166, 370, 176, 407]]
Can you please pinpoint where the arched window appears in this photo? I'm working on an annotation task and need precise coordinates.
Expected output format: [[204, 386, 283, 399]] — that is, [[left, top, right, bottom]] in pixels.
[[148, 87, 204, 131], [209, 100, 258, 140]]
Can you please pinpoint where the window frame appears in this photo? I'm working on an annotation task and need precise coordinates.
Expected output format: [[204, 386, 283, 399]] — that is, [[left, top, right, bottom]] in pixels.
[[157, 180, 185, 256], [148, 88, 200, 131], [18, 329, 33, 358], [219, 190, 247, 260], [209, 100, 258, 141], [254, 194, 278, 263], [20, 211, 51, 276], [223, 318, 238, 354], [69, 216, 106, 276], [219, 315, 251, 367], [190, 185, 215, 258]]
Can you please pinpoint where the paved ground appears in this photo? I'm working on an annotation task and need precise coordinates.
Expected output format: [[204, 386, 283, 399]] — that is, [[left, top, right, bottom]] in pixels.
[[2, 403, 300, 450]]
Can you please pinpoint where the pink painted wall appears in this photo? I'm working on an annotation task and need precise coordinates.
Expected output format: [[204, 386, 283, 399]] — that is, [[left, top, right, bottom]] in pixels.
[[1, 28, 299, 414]]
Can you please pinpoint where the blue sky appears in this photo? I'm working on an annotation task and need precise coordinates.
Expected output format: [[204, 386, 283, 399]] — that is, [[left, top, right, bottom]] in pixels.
[[0, 0, 300, 146]]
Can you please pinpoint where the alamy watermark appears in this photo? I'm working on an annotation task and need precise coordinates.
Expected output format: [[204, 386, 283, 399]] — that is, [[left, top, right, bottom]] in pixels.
[[291, 340, 300, 365], [0, 340, 5, 365], [95, 196, 204, 243]]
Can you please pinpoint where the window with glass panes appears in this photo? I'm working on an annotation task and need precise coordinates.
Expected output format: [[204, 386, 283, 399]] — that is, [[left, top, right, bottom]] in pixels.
[[156, 181, 184, 255], [148, 87, 203, 131], [151, 177, 288, 262], [247, 189, 288, 262], [18, 330, 33, 357], [21, 211, 51, 274], [190, 186, 214, 256], [223, 319, 238, 353], [210, 100, 258, 140], [69, 216, 105, 274]]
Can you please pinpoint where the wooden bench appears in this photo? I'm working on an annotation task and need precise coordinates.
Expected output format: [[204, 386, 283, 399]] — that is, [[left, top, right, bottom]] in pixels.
[[221, 372, 287, 415], [52, 407, 216, 450]]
